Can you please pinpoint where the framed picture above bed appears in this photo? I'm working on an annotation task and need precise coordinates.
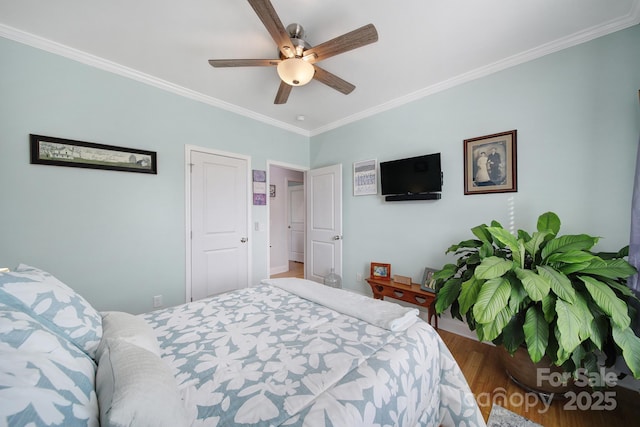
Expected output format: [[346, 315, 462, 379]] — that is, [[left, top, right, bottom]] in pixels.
[[29, 134, 157, 174], [370, 262, 391, 280], [463, 129, 517, 195]]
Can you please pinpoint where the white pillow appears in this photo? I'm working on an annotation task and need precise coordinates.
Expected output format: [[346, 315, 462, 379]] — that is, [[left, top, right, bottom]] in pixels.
[[96, 338, 190, 427], [96, 311, 161, 361], [0, 264, 102, 358]]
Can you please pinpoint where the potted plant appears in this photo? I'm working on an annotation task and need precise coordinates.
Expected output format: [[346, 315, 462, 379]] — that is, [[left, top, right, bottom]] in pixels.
[[433, 211, 640, 394]]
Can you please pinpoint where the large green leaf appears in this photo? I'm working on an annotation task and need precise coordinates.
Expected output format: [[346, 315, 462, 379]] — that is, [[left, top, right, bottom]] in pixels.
[[558, 262, 591, 276], [588, 313, 607, 350], [523, 231, 551, 261], [487, 227, 523, 266], [446, 239, 482, 254], [508, 277, 528, 312], [501, 316, 525, 353], [581, 352, 599, 377], [581, 276, 631, 328], [471, 224, 492, 245], [537, 211, 561, 234], [433, 264, 457, 281], [612, 325, 640, 378], [541, 292, 557, 323], [536, 265, 575, 303], [523, 306, 549, 363], [481, 306, 514, 342], [515, 268, 550, 301], [546, 250, 596, 264], [473, 278, 511, 323], [604, 279, 637, 298], [570, 345, 588, 373], [574, 292, 594, 342], [517, 229, 532, 242], [458, 276, 484, 315], [580, 258, 637, 279], [479, 242, 495, 258], [555, 299, 584, 355], [462, 253, 481, 269], [554, 324, 573, 366], [435, 278, 462, 314], [541, 234, 598, 259], [475, 257, 514, 280]]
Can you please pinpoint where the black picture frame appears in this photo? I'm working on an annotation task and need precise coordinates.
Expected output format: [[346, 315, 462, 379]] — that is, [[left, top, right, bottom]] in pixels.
[[30, 134, 157, 174], [463, 130, 517, 195]]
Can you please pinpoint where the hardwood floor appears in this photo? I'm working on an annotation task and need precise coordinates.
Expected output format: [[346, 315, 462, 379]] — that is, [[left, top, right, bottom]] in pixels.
[[438, 329, 640, 426], [270, 261, 304, 279]]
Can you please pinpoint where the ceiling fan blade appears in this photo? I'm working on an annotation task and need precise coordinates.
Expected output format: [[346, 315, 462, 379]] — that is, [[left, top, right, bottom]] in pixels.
[[304, 24, 378, 63], [208, 59, 279, 68], [313, 66, 355, 95], [274, 81, 292, 104], [248, 0, 295, 58]]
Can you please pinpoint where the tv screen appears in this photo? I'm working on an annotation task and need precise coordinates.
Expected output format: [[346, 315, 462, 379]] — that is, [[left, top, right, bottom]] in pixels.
[[380, 153, 442, 195]]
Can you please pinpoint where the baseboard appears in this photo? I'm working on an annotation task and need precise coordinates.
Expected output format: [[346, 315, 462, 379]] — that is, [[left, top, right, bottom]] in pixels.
[[270, 265, 288, 275], [436, 314, 482, 341]]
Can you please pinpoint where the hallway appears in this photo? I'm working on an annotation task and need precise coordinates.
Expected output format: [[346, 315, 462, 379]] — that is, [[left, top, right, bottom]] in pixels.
[[271, 261, 304, 279]]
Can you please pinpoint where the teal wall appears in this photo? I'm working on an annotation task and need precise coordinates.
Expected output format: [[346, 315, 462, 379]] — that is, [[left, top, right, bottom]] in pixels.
[[310, 25, 640, 295], [2, 25, 639, 315], [0, 37, 309, 314]]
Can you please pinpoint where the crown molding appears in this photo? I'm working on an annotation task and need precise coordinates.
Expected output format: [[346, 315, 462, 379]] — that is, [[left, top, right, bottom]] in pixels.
[[0, 24, 310, 137], [2, 3, 638, 139], [310, 8, 640, 136]]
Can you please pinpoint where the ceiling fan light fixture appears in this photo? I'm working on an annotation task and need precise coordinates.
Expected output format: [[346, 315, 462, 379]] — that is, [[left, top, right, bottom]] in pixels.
[[277, 58, 314, 86]]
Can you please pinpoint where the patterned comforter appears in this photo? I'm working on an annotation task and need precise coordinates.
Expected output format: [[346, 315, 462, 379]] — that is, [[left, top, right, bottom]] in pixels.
[[143, 284, 485, 427]]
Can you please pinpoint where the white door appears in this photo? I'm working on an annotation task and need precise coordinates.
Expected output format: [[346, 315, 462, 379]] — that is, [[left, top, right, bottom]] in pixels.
[[288, 183, 304, 262], [306, 164, 342, 283], [190, 150, 249, 300]]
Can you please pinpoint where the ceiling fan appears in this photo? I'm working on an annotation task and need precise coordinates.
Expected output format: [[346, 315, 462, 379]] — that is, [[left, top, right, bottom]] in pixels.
[[208, 0, 378, 104]]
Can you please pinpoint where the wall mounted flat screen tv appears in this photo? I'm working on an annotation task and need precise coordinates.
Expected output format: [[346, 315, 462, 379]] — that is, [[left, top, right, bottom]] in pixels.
[[380, 153, 442, 195]]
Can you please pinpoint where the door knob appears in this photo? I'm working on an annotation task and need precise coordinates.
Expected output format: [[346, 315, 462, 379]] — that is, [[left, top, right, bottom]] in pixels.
[[332, 235, 342, 240], [240, 237, 248, 243]]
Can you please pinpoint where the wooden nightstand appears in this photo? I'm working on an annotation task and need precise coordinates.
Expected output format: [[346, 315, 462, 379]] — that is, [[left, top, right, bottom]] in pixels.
[[365, 277, 438, 329]]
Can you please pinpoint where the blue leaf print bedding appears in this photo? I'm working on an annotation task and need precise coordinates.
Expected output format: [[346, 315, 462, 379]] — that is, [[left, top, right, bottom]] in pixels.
[[143, 285, 485, 427]]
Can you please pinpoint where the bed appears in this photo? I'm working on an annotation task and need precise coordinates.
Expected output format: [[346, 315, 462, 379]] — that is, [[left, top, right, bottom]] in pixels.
[[0, 265, 485, 427]]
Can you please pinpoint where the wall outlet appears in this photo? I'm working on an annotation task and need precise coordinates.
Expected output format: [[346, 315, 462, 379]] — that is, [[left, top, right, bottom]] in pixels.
[[153, 295, 163, 308], [356, 273, 363, 282]]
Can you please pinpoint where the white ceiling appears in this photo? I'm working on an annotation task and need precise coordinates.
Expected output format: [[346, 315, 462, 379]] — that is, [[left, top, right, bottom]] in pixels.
[[1, 0, 639, 136]]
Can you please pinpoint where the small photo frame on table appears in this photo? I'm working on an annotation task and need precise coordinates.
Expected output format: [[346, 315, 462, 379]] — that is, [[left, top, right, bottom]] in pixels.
[[370, 262, 391, 280], [421, 267, 437, 292], [463, 129, 517, 195]]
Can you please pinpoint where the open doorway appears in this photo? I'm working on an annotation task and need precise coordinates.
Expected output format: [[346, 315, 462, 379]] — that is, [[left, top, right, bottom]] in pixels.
[[269, 164, 305, 279]]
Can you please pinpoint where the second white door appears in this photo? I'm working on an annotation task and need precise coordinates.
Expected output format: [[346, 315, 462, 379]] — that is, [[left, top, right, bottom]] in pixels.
[[190, 150, 249, 300], [306, 164, 342, 283], [288, 183, 304, 263]]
